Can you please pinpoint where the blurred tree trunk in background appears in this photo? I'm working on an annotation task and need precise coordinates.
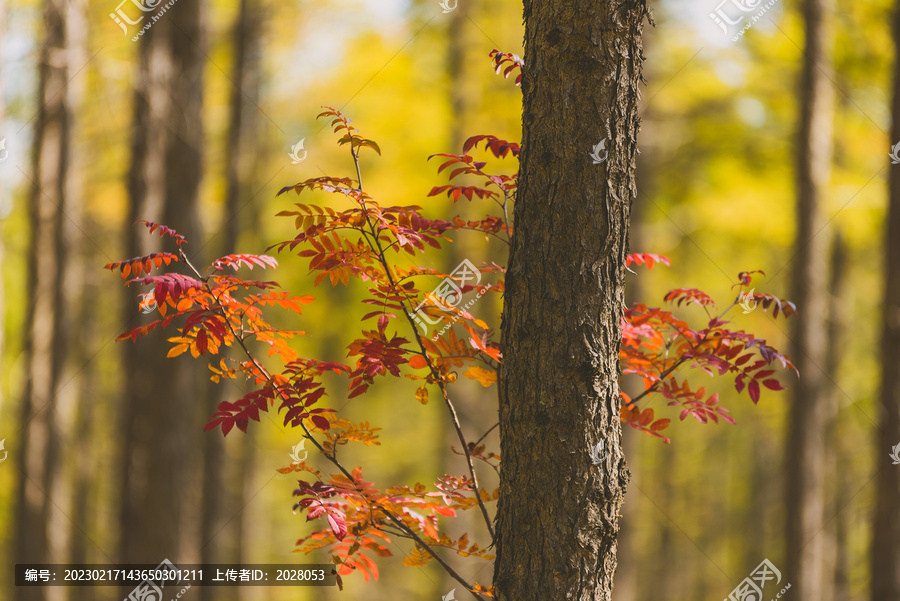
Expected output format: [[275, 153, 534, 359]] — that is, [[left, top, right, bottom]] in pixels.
[[870, 2, 900, 595], [824, 230, 847, 601], [493, 0, 646, 598], [13, 0, 82, 596], [56, 2, 90, 601], [644, 449, 675, 601], [198, 0, 264, 597], [784, 0, 835, 597], [439, 7, 498, 597], [447, 0, 470, 153], [221, 0, 262, 254], [118, 0, 205, 568]]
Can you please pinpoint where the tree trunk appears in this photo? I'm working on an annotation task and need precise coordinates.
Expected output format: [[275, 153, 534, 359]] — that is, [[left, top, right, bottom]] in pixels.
[[870, 2, 900, 595], [494, 1, 647, 599], [14, 0, 78, 597], [197, 1, 262, 597], [824, 230, 847, 601], [118, 0, 205, 567], [784, 0, 834, 597]]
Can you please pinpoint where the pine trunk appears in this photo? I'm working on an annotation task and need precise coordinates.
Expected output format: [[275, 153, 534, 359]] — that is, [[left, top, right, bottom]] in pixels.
[[493, 1, 647, 599]]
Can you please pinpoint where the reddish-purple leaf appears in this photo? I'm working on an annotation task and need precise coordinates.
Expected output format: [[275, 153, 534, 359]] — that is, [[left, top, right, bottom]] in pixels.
[[748, 380, 761, 404], [762, 378, 784, 391]]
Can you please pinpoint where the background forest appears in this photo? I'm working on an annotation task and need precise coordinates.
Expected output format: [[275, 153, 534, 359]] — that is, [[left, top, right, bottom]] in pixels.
[[0, 0, 896, 599]]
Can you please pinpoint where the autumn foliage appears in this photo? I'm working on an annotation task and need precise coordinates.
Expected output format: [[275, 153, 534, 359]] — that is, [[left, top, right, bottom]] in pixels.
[[106, 61, 796, 597]]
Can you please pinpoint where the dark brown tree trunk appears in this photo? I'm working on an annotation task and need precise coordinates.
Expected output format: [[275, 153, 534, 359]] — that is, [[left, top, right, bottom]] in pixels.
[[784, 0, 834, 597], [14, 0, 78, 596], [118, 0, 205, 567], [494, 1, 647, 598], [870, 2, 900, 595]]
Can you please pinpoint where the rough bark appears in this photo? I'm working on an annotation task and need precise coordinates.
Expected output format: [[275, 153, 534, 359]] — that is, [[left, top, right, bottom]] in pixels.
[[784, 0, 834, 597], [870, 2, 900, 595], [493, 1, 647, 599], [118, 0, 205, 566]]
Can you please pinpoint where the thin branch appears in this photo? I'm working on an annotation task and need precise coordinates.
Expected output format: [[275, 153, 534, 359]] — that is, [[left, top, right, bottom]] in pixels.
[[380, 510, 486, 601], [180, 227, 485, 598], [473, 422, 498, 447], [627, 299, 741, 406], [349, 149, 496, 541]]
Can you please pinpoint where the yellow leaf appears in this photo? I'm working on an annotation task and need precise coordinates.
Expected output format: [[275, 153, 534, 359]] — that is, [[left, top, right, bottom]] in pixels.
[[415, 386, 429, 405], [464, 366, 497, 387], [401, 547, 432, 568], [167, 343, 189, 358]]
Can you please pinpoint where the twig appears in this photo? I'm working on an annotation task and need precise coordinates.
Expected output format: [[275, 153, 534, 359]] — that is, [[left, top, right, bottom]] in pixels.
[[380, 510, 486, 601], [178, 245, 486, 597], [350, 150, 496, 540]]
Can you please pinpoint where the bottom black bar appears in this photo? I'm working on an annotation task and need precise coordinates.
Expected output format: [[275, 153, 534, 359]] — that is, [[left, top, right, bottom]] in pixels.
[[15, 563, 336, 586]]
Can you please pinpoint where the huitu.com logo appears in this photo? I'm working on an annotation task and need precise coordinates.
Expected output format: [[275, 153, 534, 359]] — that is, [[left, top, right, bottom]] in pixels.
[[110, 0, 182, 41], [589, 139, 608, 164], [724, 558, 790, 601], [412, 258, 491, 340], [589, 440, 606, 466], [289, 138, 307, 164], [739, 288, 758, 314], [710, 0, 781, 42], [290, 440, 308, 464]]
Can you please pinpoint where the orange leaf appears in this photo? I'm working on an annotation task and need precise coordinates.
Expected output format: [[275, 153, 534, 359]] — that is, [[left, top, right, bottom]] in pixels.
[[167, 343, 189, 358], [464, 365, 497, 387], [409, 355, 428, 369]]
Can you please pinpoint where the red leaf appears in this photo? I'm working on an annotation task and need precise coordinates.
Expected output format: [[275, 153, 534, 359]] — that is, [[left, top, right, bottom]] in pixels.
[[195, 329, 208, 355], [748, 380, 761, 404], [650, 418, 670, 432], [311, 415, 330, 430], [762, 378, 784, 391], [326, 510, 348, 541]]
